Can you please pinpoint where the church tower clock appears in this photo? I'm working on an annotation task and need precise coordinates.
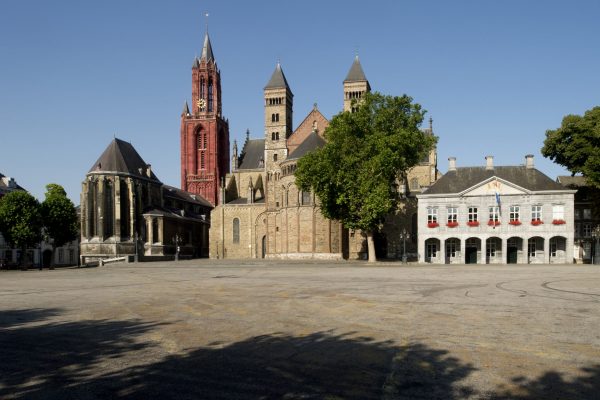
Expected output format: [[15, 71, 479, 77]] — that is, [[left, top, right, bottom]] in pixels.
[[180, 30, 230, 205]]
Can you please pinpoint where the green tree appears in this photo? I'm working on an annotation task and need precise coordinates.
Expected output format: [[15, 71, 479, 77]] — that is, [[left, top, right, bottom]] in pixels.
[[295, 92, 436, 262], [0, 191, 42, 267], [41, 184, 78, 268], [542, 106, 600, 188]]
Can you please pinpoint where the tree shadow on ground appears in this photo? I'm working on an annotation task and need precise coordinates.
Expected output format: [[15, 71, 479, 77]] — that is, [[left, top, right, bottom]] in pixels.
[[82, 332, 476, 400], [0, 308, 163, 399], [490, 365, 600, 400]]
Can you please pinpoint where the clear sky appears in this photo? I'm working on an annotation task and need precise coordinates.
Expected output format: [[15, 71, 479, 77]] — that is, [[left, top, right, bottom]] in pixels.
[[1, 0, 599, 203]]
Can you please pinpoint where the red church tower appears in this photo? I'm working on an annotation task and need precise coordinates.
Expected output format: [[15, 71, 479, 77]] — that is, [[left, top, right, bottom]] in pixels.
[[180, 30, 230, 205]]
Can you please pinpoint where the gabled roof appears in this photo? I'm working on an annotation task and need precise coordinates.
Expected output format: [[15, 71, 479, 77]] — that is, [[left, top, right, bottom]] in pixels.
[[423, 166, 567, 195], [344, 55, 368, 82], [88, 138, 160, 181], [287, 131, 326, 161], [238, 138, 265, 170], [264, 62, 292, 92], [200, 32, 214, 62]]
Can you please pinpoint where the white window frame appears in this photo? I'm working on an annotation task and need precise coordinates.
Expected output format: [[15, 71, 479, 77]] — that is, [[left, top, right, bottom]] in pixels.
[[486, 240, 497, 257], [468, 207, 478, 222], [447, 207, 457, 223], [446, 239, 458, 258], [528, 241, 536, 258], [552, 205, 565, 221], [426, 242, 437, 260], [509, 205, 520, 222], [531, 205, 542, 222], [583, 223, 592, 238], [427, 207, 438, 224], [489, 206, 500, 222]]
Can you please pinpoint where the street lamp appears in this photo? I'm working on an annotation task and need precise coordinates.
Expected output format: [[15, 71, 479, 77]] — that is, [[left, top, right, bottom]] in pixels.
[[592, 225, 600, 265], [400, 228, 410, 264]]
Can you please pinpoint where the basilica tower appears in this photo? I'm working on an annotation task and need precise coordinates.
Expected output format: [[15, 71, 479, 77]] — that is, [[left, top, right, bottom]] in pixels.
[[264, 62, 293, 172], [343, 56, 370, 112], [180, 30, 230, 205]]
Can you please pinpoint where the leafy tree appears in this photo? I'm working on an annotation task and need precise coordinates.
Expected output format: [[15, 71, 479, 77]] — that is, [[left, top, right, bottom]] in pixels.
[[295, 92, 436, 262], [0, 191, 42, 266], [41, 184, 78, 268], [542, 106, 600, 188]]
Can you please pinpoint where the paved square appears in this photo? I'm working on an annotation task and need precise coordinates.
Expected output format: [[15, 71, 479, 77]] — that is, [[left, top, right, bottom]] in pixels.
[[1, 261, 599, 399]]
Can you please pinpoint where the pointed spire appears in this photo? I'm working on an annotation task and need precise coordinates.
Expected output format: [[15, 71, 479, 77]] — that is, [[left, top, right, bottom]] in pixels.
[[200, 31, 214, 62], [429, 117, 433, 131], [182, 101, 190, 115], [344, 55, 368, 82], [245, 128, 250, 143], [264, 62, 291, 91], [233, 139, 238, 154]]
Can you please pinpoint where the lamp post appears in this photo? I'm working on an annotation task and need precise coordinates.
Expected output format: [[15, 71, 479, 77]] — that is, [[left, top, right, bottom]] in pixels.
[[400, 228, 410, 264], [592, 225, 600, 265]]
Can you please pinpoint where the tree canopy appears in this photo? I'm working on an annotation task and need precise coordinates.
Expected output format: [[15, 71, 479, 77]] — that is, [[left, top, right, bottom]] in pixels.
[[294, 92, 436, 261], [541, 106, 600, 188], [0, 191, 42, 265], [41, 184, 79, 262]]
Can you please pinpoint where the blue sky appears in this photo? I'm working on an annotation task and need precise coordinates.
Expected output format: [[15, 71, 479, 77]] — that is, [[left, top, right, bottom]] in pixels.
[[1, 1, 599, 202]]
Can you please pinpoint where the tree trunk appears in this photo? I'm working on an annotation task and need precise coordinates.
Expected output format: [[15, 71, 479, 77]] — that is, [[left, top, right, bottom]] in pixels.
[[366, 230, 377, 263]]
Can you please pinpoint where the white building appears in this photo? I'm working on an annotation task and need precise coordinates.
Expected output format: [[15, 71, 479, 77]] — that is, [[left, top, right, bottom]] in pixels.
[[417, 155, 576, 264]]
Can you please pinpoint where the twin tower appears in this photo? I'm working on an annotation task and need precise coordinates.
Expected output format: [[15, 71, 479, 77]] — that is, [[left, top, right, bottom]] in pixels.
[[180, 31, 370, 205]]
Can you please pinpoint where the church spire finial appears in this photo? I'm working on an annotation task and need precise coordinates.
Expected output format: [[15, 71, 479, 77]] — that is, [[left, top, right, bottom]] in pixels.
[[200, 13, 214, 62], [429, 117, 433, 131]]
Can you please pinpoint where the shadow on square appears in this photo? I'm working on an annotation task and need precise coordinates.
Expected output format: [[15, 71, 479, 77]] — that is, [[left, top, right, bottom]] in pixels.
[[0, 308, 599, 399]]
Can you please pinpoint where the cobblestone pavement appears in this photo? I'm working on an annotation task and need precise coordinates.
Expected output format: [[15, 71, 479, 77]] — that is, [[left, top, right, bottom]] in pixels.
[[1, 260, 599, 399]]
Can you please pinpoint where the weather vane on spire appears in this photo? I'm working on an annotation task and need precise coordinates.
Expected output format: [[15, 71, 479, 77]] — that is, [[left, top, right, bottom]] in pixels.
[[204, 12, 209, 32]]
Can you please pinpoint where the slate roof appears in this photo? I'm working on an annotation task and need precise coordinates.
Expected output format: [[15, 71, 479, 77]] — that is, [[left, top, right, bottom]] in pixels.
[[287, 131, 325, 160], [163, 185, 213, 208], [238, 139, 265, 170], [264, 62, 292, 92], [200, 32, 214, 62], [0, 172, 26, 195], [88, 138, 160, 181], [423, 166, 567, 195], [344, 56, 368, 82], [556, 175, 588, 188]]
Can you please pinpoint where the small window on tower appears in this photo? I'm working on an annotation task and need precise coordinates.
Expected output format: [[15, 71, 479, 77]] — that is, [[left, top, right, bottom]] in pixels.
[[200, 151, 205, 169], [273, 154, 278, 162]]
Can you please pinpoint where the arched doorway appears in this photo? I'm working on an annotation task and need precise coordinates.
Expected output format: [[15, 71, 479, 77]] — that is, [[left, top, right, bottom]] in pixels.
[[425, 238, 440, 263], [261, 235, 266, 259], [445, 238, 461, 264], [549, 236, 567, 263], [465, 238, 480, 264], [486, 237, 502, 264], [507, 237, 523, 264], [528, 237, 545, 264]]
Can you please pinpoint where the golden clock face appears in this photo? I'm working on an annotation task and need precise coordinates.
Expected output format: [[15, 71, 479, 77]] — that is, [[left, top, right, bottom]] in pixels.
[[197, 98, 206, 110]]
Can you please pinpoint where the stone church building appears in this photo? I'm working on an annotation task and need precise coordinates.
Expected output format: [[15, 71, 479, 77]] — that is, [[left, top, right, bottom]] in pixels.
[[197, 35, 439, 259], [80, 138, 212, 263]]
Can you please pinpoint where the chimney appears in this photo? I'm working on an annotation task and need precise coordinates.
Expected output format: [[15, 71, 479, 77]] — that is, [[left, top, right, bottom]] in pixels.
[[485, 156, 494, 170], [448, 157, 457, 172], [146, 164, 152, 178], [525, 154, 534, 169]]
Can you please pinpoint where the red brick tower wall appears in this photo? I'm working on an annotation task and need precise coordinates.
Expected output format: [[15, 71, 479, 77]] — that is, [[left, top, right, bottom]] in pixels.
[[180, 42, 230, 206]]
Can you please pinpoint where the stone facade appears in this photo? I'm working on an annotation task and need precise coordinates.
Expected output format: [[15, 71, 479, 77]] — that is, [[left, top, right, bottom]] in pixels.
[[417, 156, 576, 264], [210, 56, 439, 260]]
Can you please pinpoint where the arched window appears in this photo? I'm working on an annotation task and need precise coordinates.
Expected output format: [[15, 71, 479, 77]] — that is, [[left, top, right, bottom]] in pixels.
[[410, 178, 419, 190], [301, 190, 311, 205], [104, 180, 114, 238], [232, 218, 240, 244], [271, 114, 276, 123], [207, 78, 213, 112], [120, 180, 130, 239]]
